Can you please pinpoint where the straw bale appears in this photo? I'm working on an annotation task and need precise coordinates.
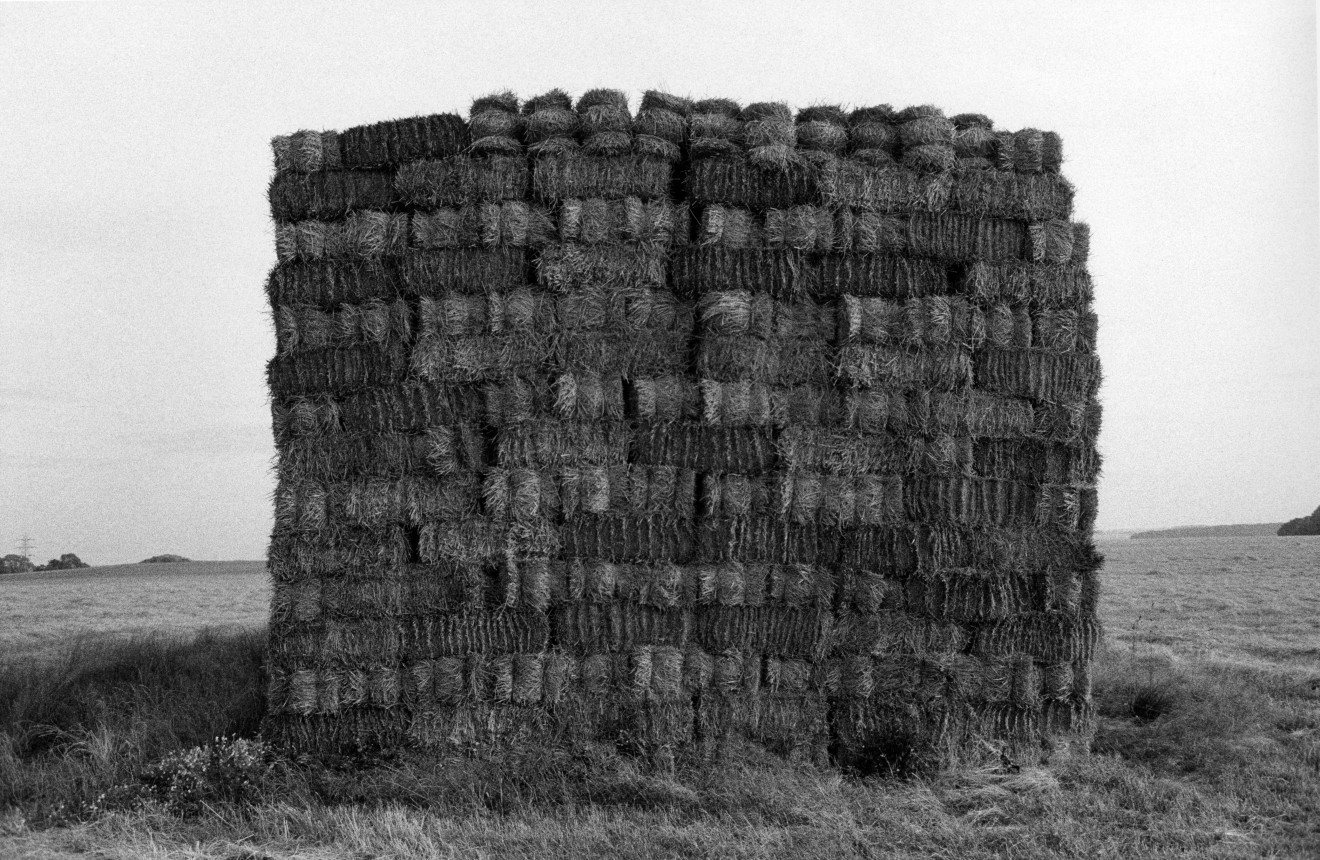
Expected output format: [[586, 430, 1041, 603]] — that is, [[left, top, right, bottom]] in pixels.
[[694, 517, 826, 566], [740, 102, 797, 169], [697, 205, 760, 248], [903, 476, 1042, 527], [267, 259, 403, 309], [1070, 222, 1091, 265], [534, 155, 671, 201], [630, 422, 779, 474], [948, 171, 1074, 221], [557, 197, 688, 247], [494, 421, 627, 471], [817, 253, 948, 299], [632, 134, 682, 163], [698, 379, 840, 427], [523, 91, 580, 144], [577, 90, 632, 147], [670, 247, 817, 302], [481, 374, 563, 425], [563, 514, 695, 563], [538, 244, 667, 291], [269, 170, 397, 223], [901, 144, 956, 173], [628, 375, 699, 422], [778, 427, 915, 476], [555, 286, 690, 334], [275, 298, 412, 356], [975, 348, 1102, 402], [271, 129, 341, 174], [392, 247, 527, 298], [972, 615, 1100, 663], [959, 260, 1093, 308], [409, 331, 550, 383], [267, 342, 409, 397], [1030, 307, 1097, 353], [417, 289, 549, 338], [410, 202, 553, 250], [634, 95, 690, 151], [848, 107, 898, 152], [468, 106, 521, 138], [837, 344, 973, 390], [898, 114, 953, 148], [953, 118, 996, 159], [899, 568, 1037, 621], [275, 212, 410, 263], [796, 120, 847, 154], [702, 472, 904, 527], [698, 291, 834, 340], [818, 161, 953, 212], [845, 389, 1036, 438], [339, 113, 468, 168], [699, 336, 831, 385], [558, 329, 691, 377], [1011, 129, 1045, 174], [904, 213, 1029, 262], [796, 106, 848, 154], [687, 157, 818, 209], [1018, 375, 1098, 454], [471, 91, 520, 115], [577, 131, 628, 156], [301, 383, 485, 438], [689, 111, 743, 159], [839, 295, 983, 348], [692, 607, 828, 659], [763, 206, 835, 251], [395, 156, 531, 208], [638, 90, 693, 116], [692, 97, 741, 116], [1027, 219, 1078, 264]]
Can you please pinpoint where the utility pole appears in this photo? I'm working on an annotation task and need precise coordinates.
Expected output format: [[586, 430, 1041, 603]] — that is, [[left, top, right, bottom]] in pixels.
[[16, 535, 35, 562]]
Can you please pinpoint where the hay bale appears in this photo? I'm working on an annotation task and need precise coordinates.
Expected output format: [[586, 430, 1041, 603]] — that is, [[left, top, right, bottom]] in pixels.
[[339, 114, 468, 168], [263, 90, 1101, 770]]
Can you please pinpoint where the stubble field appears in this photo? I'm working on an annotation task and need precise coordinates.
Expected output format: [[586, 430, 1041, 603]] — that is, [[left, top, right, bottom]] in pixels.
[[1, 537, 1317, 858]]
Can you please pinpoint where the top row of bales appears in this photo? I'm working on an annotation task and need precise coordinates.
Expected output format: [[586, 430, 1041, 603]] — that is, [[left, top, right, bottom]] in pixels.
[[274, 89, 1065, 176]]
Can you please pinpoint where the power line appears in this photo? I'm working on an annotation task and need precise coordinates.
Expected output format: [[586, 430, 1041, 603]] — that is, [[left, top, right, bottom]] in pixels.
[[15, 535, 35, 561]]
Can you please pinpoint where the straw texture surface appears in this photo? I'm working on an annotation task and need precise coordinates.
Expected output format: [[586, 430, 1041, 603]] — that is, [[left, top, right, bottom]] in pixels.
[[265, 93, 1101, 769]]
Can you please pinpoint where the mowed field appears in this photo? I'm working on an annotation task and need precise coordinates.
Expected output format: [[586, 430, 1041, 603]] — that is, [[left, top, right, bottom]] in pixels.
[[0, 561, 268, 661], [1100, 536, 1320, 670], [2, 537, 1318, 859]]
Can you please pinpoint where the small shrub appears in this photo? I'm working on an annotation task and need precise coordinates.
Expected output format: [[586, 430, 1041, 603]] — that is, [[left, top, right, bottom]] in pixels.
[[112, 736, 280, 816]]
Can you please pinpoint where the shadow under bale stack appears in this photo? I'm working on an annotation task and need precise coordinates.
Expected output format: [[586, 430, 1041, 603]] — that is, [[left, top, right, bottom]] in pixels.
[[262, 90, 1103, 770]]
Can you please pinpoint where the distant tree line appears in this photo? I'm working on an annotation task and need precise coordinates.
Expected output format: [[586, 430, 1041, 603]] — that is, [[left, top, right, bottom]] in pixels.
[[0, 553, 89, 573], [1277, 505, 1320, 536]]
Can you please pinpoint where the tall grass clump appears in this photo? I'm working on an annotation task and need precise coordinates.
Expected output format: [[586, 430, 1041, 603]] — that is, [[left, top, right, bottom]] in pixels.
[[0, 628, 266, 823]]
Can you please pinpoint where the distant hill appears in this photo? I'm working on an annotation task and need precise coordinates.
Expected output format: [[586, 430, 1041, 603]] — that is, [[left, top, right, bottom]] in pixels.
[[141, 554, 191, 563], [1131, 523, 1284, 539]]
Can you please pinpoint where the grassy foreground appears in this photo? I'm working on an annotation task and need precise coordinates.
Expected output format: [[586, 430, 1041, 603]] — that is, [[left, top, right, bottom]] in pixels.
[[2, 628, 1318, 859]]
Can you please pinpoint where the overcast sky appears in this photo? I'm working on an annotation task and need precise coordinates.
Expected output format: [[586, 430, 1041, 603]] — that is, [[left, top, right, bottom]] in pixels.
[[1, 1, 1316, 564]]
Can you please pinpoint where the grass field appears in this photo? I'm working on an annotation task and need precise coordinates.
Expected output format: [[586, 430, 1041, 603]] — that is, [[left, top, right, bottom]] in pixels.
[[2, 538, 1318, 858], [0, 561, 267, 661]]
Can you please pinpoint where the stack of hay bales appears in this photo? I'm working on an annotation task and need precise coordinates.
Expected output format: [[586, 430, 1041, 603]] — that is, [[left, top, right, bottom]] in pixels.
[[263, 90, 1102, 769]]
